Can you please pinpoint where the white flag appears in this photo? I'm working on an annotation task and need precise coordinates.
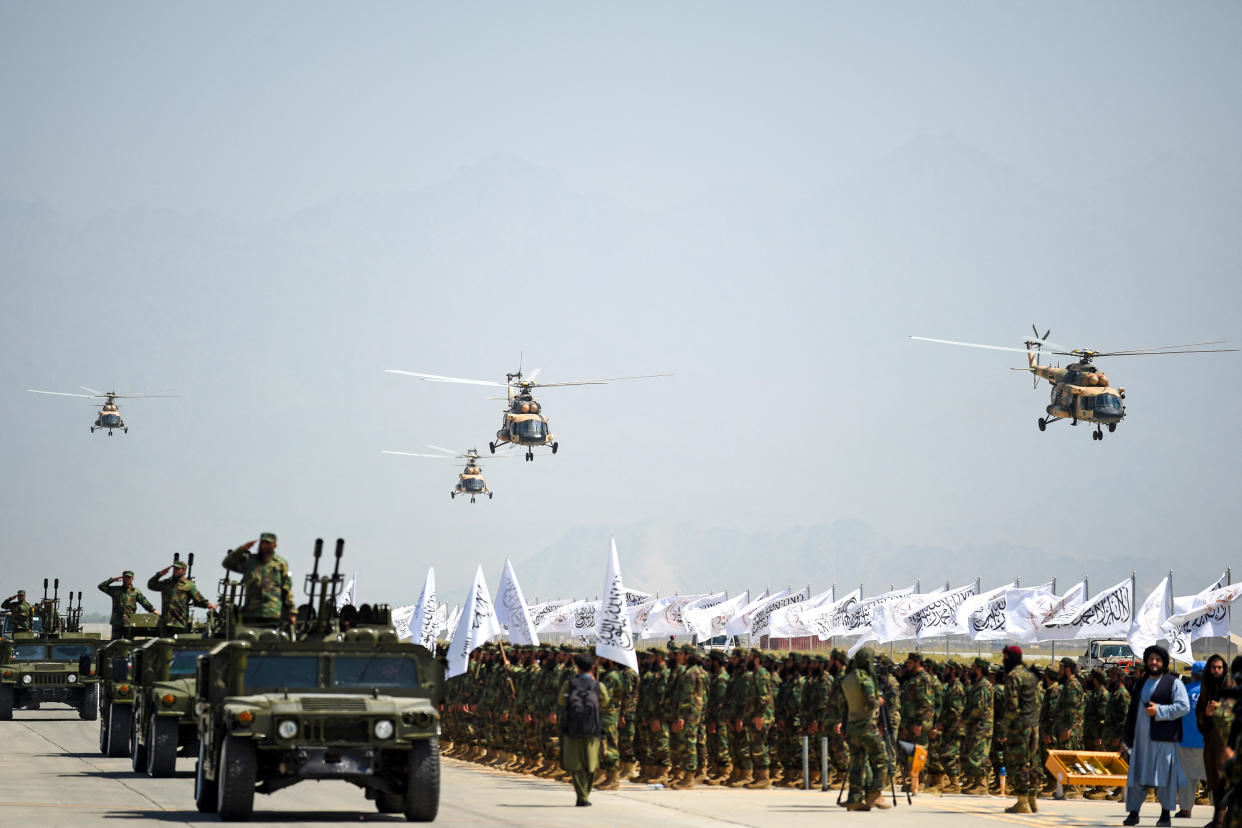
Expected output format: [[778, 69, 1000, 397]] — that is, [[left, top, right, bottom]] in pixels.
[[725, 589, 778, 636], [1127, 576, 1172, 655], [834, 585, 915, 643], [868, 586, 948, 645], [749, 587, 811, 638], [595, 538, 638, 672], [444, 604, 462, 641], [412, 567, 439, 650], [1037, 578, 1132, 642], [912, 583, 980, 641], [623, 589, 654, 607], [446, 566, 501, 679], [643, 594, 711, 637], [433, 603, 449, 639], [1165, 580, 1242, 662], [684, 592, 746, 640], [628, 598, 658, 634], [528, 599, 572, 630], [336, 571, 357, 610], [799, 588, 862, 641], [1003, 581, 1085, 643], [391, 604, 416, 640], [536, 600, 598, 633], [955, 582, 1023, 641], [768, 587, 836, 638], [495, 559, 539, 646]]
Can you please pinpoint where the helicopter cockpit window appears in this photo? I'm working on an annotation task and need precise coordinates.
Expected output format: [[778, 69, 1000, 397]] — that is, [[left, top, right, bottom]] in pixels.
[[1094, 394, 1123, 415], [463, 478, 485, 492], [512, 419, 547, 441]]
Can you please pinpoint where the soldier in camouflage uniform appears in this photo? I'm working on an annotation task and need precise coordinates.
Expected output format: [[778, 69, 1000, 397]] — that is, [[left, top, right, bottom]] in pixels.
[[147, 560, 216, 634], [1102, 666, 1131, 802], [669, 645, 708, 789], [222, 532, 296, 627], [703, 650, 732, 784], [638, 648, 672, 784], [774, 654, 804, 786], [617, 653, 639, 780], [899, 652, 936, 791], [2, 589, 35, 632], [921, 658, 947, 790], [742, 648, 776, 789], [1037, 666, 1060, 796], [933, 660, 966, 793], [597, 657, 624, 789], [1001, 645, 1042, 814], [98, 570, 157, 639], [835, 647, 890, 811], [1082, 667, 1111, 799], [961, 657, 994, 794], [725, 648, 753, 786], [799, 655, 829, 787], [827, 650, 855, 784], [1054, 657, 1085, 799]]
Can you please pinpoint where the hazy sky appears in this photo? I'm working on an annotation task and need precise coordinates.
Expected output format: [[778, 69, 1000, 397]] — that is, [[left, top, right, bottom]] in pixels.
[[2, 3, 1239, 625]]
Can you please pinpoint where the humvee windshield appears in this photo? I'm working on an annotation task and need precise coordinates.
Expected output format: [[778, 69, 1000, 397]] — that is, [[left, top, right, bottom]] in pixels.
[[242, 655, 319, 691], [1096, 643, 1134, 659], [332, 657, 418, 689], [169, 649, 208, 678], [11, 644, 48, 661], [52, 644, 94, 660]]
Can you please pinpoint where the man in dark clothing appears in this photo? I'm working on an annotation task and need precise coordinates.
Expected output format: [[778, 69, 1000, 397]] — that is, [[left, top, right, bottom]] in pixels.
[[1198, 654, 1229, 807], [558, 653, 610, 806]]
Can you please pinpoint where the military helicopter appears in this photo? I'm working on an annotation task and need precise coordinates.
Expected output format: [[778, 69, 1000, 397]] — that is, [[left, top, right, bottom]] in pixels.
[[385, 362, 671, 460], [912, 327, 1235, 440], [381, 445, 509, 503], [26, 387, 177, 435]]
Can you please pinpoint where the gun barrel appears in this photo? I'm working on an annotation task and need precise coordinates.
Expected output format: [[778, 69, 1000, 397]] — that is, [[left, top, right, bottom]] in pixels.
[[187, 552, 195, 578]]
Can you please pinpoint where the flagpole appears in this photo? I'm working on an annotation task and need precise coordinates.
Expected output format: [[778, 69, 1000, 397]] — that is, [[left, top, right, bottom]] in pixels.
[[975, 577, 982, 660], [1167, 569, 1174, 652], [943, 579, 951, 659], [1050, 577, 1057, 668], [1227, 567, 1234, 661]]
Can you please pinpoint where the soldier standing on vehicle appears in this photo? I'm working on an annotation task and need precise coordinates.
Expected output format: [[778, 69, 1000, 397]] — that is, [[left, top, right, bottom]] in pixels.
[[1001, 645, 1042, 815], [147, 561, 216, 634], [222, 532, 296, 628], [1, 589, 34, 632], [98, 571, 157, 639]]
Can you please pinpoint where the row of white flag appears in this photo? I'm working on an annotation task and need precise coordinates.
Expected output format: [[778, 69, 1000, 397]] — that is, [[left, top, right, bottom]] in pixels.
[[384, 546, 1239, 675]]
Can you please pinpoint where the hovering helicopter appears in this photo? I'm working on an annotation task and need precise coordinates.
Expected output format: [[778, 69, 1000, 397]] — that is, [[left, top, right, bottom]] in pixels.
[[381, 445, 508, 503], [26, 387, 177, 435], [911, 327, 1235, 440], [385, 361, 672, 460]]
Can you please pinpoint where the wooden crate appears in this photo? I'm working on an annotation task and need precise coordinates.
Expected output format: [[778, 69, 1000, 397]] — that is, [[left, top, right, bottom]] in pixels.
[[1045, 749, 1128, 788]]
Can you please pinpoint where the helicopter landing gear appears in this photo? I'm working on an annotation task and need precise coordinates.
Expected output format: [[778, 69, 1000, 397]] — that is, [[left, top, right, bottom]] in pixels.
[[1037, 418, 1046, 432], [124, 428, 128, 433], [107, 430, 113, 436], [1108, 423, 1116, 433], [90, 426, 95, 433], [551, 442, 558, 454], [488, 493, 493, 500], [1092, 427, 1104, 441], [525, 449, 534, 462], [450, 492, 455, 499], [488, 442, 496, 454], [470, 496, 476, 504]]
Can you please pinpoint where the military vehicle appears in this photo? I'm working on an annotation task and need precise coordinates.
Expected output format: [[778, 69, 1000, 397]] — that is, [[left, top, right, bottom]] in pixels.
[[95, 613, 161, 756], [0, 581, 102, 720], [193, 539, 445, 821], [128, 636, 215, 776]]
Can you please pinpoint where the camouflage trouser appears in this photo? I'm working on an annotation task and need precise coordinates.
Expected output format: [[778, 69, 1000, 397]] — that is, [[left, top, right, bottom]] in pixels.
[[830, 728, 851, 773], [778, 726, 802, 773], [707, 720, 730, 768], [989, 733, 1004, 782], [524, 717, 541, 759], [939, 732, 962, 777], [696, 720, 706, 772], [926, 731, 943, 774], [1004, 727, 1040, 796], [633, 716, 648, 764], [731, 722, 751, 770], [962, 725, 993, 779], [541, 718, 559, 762], [846, 723, 889, 801], [619, 717, 637, 764], [748, 721, 772, 770], [670, 716, 700, 772], [644, 721, 669, 766], [600, 714, 620, 769]]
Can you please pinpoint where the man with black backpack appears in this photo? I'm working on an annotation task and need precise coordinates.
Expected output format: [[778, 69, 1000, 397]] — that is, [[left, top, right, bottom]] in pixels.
[[559, 652, 612, 806]]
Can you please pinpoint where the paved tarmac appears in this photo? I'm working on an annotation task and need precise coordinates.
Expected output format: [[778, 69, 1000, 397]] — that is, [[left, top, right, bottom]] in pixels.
[[0, 707, 1183, 826]]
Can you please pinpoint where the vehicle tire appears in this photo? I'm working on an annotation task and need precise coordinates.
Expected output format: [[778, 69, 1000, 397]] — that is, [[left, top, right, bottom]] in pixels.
[[404, 737, 440, 822], [375, 790, 403, 813], [195, 739, 219, 813], [105, 704, 133, 757], [217, 734, 256, 821], [79, 683, 99, 721], [130, 714, 149, 772], [147, 715, 178, 777], [0, 685, 12, 720]]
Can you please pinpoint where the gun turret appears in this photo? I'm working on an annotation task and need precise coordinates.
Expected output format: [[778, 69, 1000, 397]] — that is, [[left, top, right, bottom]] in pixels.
[[187, 552, 195, 580]]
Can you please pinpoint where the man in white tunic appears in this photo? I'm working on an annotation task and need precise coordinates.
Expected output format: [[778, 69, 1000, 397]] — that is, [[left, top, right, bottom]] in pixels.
[[1122, 645, 1189, 828]]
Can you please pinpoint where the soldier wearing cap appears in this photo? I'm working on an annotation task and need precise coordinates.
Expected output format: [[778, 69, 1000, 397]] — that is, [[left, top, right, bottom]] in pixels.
[[222, 532, 296, 628], [1055, 656, 1085, 799], [148, 560, 217, 635], [2, 589, 35, 633], [1000, 644, 1042, 814], [740, 648, 776, 789], [961, 657, 995, 794], [98, 570, 157, 639]]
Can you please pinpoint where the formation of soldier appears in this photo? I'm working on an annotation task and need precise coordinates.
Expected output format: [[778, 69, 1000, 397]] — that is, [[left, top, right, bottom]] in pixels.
[[440, 641, 1155, 811]]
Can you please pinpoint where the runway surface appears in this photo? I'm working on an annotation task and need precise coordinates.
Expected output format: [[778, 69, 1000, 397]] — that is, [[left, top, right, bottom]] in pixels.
[[1, 708, 1166, 826]]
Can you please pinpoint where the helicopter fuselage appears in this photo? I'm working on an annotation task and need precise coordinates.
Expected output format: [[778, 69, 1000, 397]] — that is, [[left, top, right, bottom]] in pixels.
[[92, 404, 126, 435], [1030, 358, 1126, 432]]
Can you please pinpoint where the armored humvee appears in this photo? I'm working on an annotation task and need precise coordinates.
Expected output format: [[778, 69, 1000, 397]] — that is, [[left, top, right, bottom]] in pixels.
[[95, 613, 162, 756], [193, 539, 445, 821], [0, 583, 101, 720], [129, 635, 216, 776]]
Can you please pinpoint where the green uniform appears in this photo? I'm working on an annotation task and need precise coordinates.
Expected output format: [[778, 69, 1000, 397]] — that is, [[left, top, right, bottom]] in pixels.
[[961, 673, 994, 781], [146, 574, 210, 632], [1002, 666, 1042, 797], [97, 579, 156, 637], [1056, 674, 1084, 749], [840, 649, 889, 803], [900, 669, 936, 745], [599, 668, 623, 770], [222, 548, 295, 623], [938, 675, 966, 779], [1, 597, 34, 632], [706, 666, 731, 770], [744, 664, 776, 769]]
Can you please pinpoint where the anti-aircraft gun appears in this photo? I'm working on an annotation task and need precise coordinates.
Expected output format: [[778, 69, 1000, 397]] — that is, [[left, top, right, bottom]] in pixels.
[[193, 539, 445, 822], [0, 578, 103, 721]]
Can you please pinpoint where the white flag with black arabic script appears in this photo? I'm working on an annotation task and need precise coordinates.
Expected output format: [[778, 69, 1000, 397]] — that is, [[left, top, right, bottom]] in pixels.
[[412, 567, 439, 650], [495, 559, 539, 646], [683, 591, 745, 640], [1037, 578, 1132, 642], [446, 565, 501, 679], [595, 538, 638, 671], [1002, 581, 1085, 643], [725, 589, 778, 636], [642, 593, 712, 637], [1127, 576, 1172, 656], [391, 604, 416, 641]]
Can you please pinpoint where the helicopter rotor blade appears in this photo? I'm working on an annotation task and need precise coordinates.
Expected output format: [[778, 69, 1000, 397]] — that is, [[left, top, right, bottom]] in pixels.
[[1089, 347, 1238, 357], [80, 386, 105, 396], [381, 450, 456, 458], [528, 368, 542, 382], [386, 370, 507, 388], [425, 444, 460, 456], [1090, 341, 1234, 356], [910, 337, 1036, 354], [112, 392, 178, 398], [531, 373, 673, 388], [27, 389, 100, 399]]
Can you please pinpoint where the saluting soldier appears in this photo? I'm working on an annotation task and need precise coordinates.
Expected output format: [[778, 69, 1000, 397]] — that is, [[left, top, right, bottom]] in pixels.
[[222, 532, 296, 627], [2, 589, 35, 632], [147, 560, 217, 634], [98, 571, 158, 639]]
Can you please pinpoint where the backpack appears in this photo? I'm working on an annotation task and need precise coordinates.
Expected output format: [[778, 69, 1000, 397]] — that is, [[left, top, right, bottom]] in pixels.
[[563, 673, 601, 737]]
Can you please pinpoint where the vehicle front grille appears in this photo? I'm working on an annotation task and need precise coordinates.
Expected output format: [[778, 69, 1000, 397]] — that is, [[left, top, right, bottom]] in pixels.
[[301, 717, 370, 744], [300, 697, 367, 712], [33, 672, 67, 685]]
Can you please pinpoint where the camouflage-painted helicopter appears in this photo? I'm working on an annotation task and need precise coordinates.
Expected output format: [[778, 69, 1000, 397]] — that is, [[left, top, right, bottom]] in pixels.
[[26, 387, 177, 435], [385, 362, 671, 460], [911, 327, 1235, 440], [382, 445, 510, 503]]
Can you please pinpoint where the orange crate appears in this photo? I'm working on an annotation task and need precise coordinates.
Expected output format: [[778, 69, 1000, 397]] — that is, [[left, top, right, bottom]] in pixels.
[[1045, 749, 1128, 788]]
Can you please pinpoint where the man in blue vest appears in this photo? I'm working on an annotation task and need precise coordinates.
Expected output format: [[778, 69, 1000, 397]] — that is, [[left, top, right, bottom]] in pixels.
[[1175, 661, 1206, 818], [1122, 645, 1190, 827]]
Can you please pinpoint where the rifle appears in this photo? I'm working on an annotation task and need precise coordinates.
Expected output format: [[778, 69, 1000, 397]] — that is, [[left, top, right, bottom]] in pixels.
[[878, 698, 908, 806]]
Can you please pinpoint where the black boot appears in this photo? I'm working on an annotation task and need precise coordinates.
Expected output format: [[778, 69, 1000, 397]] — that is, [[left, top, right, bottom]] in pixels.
[[1122, 813, 1139, 827], [1155, 810, 1171, 828]]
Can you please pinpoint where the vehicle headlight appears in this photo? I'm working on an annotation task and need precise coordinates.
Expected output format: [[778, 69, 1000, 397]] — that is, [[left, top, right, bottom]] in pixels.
[[373, 719, 394, 739], [67, 674, 78, 684], [277, 719, 298, 740], [22, 674, 33, 685]]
